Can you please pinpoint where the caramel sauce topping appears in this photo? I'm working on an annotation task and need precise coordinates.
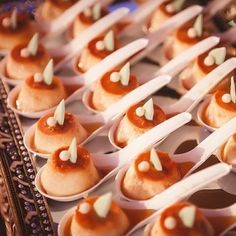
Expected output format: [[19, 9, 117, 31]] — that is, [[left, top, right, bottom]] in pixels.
[[159, 1, 179, 16], [100, 70, 139, 95], [214, 89, 236, 111], [48, 0, 77, 9], [197, 50, 218, 74], [127, 102, 166, 129]]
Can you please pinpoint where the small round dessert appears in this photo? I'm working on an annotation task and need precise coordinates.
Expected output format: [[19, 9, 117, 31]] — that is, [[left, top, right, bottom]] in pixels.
[[16, 75, 66, 112], [122, 150, 181, 200], [37, 0, 77, 21], [91, 69, 139, 111], [204, 89, 236, 128], [0, 12, 35, 50], [41, 146, 99, 196], [150, 202, 214, 236], [115, 101, 166, 147], [72, 5, 108, 38], [221, 135, 236, 168], [34, 112, 88, 153], [76, 31, 119, 73], [70, 195, 129, 236], [6, 43, 50, 81]]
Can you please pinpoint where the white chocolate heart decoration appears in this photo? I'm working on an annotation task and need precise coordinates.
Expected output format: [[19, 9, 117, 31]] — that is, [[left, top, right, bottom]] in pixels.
[[193, 14, 203, 37], [10, 8, 17, 29], [43, 59, 54, 85], [150, 148, 163, 171], [230, 76, 236, 103], [120, 62, 130, 86], [178, 206, 196, 228], [68, 138, 77, 164], [103, 30, 115, 52], [143, 98, 154, 121], [171, 0, 186, 12], [93, 192, 112, 218], [27, 33, 39, 56], [92, 3, 101, 21], [53, 99, 65, 126], [208, 47, 226, 65]]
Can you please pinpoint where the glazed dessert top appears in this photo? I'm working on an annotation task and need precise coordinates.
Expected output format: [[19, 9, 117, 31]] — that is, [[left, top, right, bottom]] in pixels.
[[51, 145, 90, 172], [214, 89, 236, 111], [127, 101, 166, 129], [37, 112, 76, 134], [158, 202, 213, 236], [47, 0, 77, 9], [134, 151, 180, 181], [75, 196, 128, 229], [0, 12, 30, 34]]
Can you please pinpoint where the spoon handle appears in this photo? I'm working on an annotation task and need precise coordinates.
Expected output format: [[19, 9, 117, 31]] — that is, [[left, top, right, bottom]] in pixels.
[[164, 58, 236, 114], [102, 75, 171, 122], [131, 5, 203, 64], [158, 36, 220, 77]]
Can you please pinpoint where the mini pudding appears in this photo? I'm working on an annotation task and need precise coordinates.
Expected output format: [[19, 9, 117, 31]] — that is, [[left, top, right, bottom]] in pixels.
[[204, 76, 236, 128], [37, 0, 77, 21], [115, 99, 166, 147], [91, 63, 139, 111], [16, 60, 66, 112], [221, 135, 236, 168], [34, 100, 88, 153], [165, 14, 208, 60], [72, 3, 108, 38], [6, 33, 50, 81], [150, 202, 214, 236], [149, 0, 186, 32], [0, 10, 35, 50], [70, 193, 129, 236], [122, 149, 181, 200], [76, 30, 119, 73], [41, 139, 99, 196], [179, 47, 227, 90]]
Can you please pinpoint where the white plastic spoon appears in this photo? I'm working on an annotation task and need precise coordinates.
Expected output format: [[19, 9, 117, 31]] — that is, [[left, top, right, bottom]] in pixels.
[[24, 75, 171, 158], [35, 112, 191, 202], [116, 116, 236, 202], [7, 38, 148, 119]]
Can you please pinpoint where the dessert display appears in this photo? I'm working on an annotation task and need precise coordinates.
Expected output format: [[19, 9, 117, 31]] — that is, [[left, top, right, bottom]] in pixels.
[[0, 9, 35, 50], [149, 202, 214, 236], [179, 46, 227, 90], [149, 0, 186, 32], [6, 33, 50, 81], [91, 62, 139, 111], [16, 59, 66, 112], [41, 138, 99, 196], [69, 192, 129, 236], [34, 100, 88, 154], [36, 0, 78, 21], [115, 98, 166, 147], [164, 14, 209, 60], [76, 30, 119, 73], [122, 148, 181, 200], [72, 3, 108, 38], [221, 134, 236, 168], [203, 76, 236, 128]]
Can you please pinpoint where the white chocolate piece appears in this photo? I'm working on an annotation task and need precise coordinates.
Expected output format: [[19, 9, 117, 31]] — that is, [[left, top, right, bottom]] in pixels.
[[54, 99, 65, 126], [204, 55, 214, 66], [10, 9, 17, 29], [20, 48, 30, 58], [166, 4, 174, 13], [120, 62, 130, 86], [110, 72, 120, 82], [84, 8, 91, 17], [230, 76, 236, 103], [164, 217, 177, 230], [193, 14, 203, 37], [138, 161, 150, 172], [46, 116, 57, 127], [187, 28, 197, 38], [172, 0, 186, 12], [92, 3, 101, 21], [34, 73, 43, 83], [27, 33, 39, 56], [69, 138, 77, 164], [94, 192, 112, 218], [78, 202, 91, 214], [150, 148, 162, 171], [59, 150, 71, 161], [222, 93, 231, 104], [228, 20, 236, 27], [104, 31, 114, 52], [2, 17, 11, 28], [135, 107, 145, 117], [179, 206, 196, 228], [95, 41, 105, 51], [43, 59, 54, 85], [143, 98, 154, 121], [208, 47, 226, 65]]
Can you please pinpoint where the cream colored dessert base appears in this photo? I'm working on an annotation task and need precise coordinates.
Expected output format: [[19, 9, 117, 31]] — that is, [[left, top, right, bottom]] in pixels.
[[92, 79, 122, 111], [123, 162, 180, 200], [116, 115, 149, 145], [17, 79, 66, 112], [6, 54, 50, 80], [172, 35, 192, 58], [41, 159, 99, 196], [205, 95, 236, 128], [34, 119, 88, 153], [70, 208, 129, 236], [223, 136, 236, 167], [72, 18, 90, 38], [77, 47, 101, 72], [149, 8, 170, 31]]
